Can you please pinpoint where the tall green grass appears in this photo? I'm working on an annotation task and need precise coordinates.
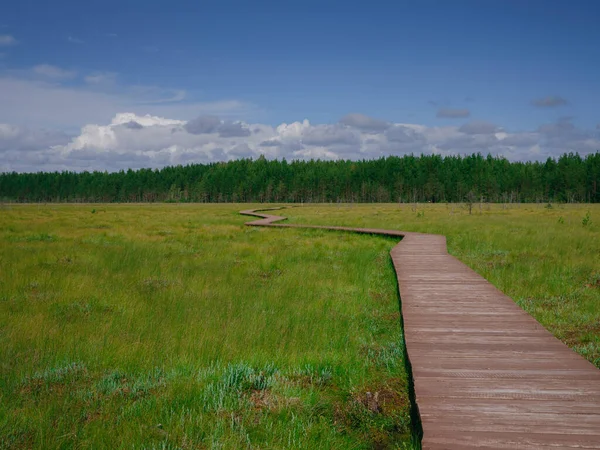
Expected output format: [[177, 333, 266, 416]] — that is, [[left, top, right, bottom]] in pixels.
[[284, 202, 600, 368], [0, 204, 414, 449], [2, 202, 597, 449]]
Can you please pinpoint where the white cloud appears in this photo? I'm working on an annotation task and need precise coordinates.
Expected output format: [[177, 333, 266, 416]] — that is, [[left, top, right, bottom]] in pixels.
[[276, 119, 310, 139], [84, 72, 117, 85], [292, 146, 339, 160], [1, 113, 599, 173], [112, 113, 183, 127], [385, 125, 424, 143], [498, 132, 539, 147], [340, 113, 390, 132], [0, 35, 17, 46], [301, 124, 359, 146], [33, 64, 77, 79], [0, 124, 71, 173], [0, 76, 253, 129], [459, 121, 500, 135]]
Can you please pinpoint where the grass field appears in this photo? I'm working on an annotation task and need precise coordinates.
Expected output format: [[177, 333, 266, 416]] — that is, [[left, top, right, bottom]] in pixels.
[[0, 204, 413, 449], [284, 203, 600, 368], [1, 202, 599, 449]]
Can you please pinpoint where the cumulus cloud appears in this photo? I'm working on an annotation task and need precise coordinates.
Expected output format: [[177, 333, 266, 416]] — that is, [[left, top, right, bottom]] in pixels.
[[277, 119, 310, 139], [436, 108, 470, 118], [537, 117, 590, 143], [531, 96, 568, 108], [498, 133, 539, 147], [459, 121, 499, 135], [385, 125, 423, 143], [538, 118, 577, 137], [184, 116, 221, 134], [33, 64, 77, 79], [380, 126, 427, 155], [0, 35, 17, 46], [339, 113, 390, 132], [536, 117, 599, 152], [0, 124, 71, 172], [183, 116, 251, 137], [121, 121, 144, 130], [114, 113, 182, 127], [0, 124, 70, 153], [439, 133, 499, 151], [259, 139, 281, 147], [218, 121, 251, 138], [2, 112, 599, 173], [301, 125, 359, 146], [228, 143, 255, 158]]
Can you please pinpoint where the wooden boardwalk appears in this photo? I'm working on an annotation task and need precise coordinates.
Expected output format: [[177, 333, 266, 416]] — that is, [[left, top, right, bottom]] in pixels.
[[241, 208, 600, 449]]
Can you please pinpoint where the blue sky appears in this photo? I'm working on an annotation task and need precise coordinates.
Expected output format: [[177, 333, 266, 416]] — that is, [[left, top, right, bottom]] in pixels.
[[1, 0, 599, 171]]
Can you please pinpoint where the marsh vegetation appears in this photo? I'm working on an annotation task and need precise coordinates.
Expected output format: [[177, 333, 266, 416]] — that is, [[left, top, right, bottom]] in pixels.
[[1, 202, 598, 449]]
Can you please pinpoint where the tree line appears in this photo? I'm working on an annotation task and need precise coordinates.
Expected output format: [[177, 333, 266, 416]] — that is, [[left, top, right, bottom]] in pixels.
[[1, 152, 599, 203]]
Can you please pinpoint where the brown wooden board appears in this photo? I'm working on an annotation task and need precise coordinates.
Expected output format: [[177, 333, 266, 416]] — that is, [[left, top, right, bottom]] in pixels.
[[240, 208, 600, 449]]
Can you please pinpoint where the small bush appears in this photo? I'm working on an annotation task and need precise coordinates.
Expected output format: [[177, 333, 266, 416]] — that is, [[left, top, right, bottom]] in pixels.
[[582, 211, 591, 226]]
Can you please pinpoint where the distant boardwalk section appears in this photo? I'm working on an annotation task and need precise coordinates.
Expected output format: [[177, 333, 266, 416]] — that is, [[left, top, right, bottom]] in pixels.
[[241, 208, 600, 450]]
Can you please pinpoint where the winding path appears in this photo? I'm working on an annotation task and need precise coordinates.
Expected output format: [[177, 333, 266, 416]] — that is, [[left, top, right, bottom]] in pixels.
[[241, 208, 600, 450]]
